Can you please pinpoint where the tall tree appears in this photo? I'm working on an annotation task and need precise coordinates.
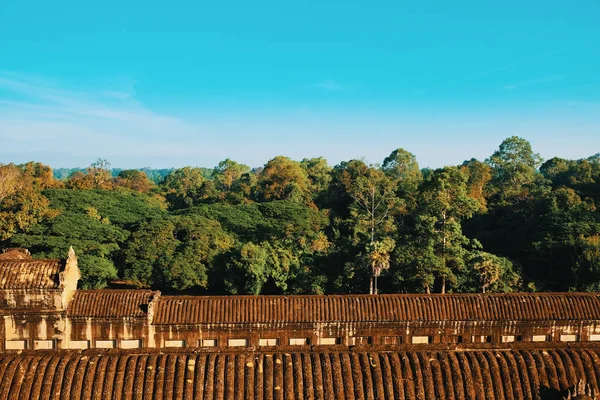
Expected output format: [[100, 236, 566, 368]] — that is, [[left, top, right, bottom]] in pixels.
[[115, 170, 154, 193], [211, 159, 251, 203], [366, 237, 395, 294], [336, 161, 398, 245], [212, 159, 250, 191], [486, 136, 543, 203], [0, 163, 58, 241], [20, 162, 58, 189], [466, 251, 520, 293], [88, 158, 113, 189], [413, 167, 480, 293], [382, 149, 422, 191], [161, 167, 206, 209], [300, 157, 332, 202], [461, 159, 492, 210], [381, 149, 423, 220], [256, 156, 311, 204], [0, 164, 22, 203], [65, 159, 114, 190], [329, 160, 399, 294], [540, 157, 572, 186]]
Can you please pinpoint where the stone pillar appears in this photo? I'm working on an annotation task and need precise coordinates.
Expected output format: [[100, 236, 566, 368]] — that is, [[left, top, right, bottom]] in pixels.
[[60, 247, 80, 309]]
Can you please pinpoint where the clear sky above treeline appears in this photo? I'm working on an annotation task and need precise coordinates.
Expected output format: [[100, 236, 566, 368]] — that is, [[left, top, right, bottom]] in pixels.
[[1, 0, 598, 169]]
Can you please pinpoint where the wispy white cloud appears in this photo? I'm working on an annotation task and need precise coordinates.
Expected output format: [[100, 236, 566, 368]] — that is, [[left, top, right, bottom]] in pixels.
[[479, 49, 564, 76], [0, 73, 149, 122], [101, 90, 134, 100], [0, 72, 225, 166], [503, 75, 564, 91], [1, 72, 598, 170], [0, 73, 378, 168]]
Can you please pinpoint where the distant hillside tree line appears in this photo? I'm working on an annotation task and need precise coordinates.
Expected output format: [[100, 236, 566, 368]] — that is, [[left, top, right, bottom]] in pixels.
[[53, 165, 213, 184], [1, 136, 599, 294]]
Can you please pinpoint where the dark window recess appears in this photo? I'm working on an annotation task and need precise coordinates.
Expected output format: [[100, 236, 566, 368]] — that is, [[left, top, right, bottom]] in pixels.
[[446, 335, 463, 344]]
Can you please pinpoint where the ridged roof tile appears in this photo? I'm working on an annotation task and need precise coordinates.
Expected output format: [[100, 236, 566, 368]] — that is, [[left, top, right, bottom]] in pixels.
[[153, 292, 600, 324], [0, 347, 598, 399], [0, 259, 63, 289], [67, 290, 158, 318]]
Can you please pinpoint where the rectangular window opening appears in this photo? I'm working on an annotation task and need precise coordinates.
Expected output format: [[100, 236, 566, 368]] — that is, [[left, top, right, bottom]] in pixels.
[[34, 340, 55, 350], [289, 338, 310, 345], [96, 340, 116, 349], [560, 334, 579, 342], [382, 336, 402, 345], [164, 340, 186, 348], [319, 337, 341, 345], [228, 338, 248, 347], [350, 336, 371, 345], [69, 340, 89, 350], [532, 335, 550, 342], [121, 340, 142, 349], [5, 340, 28, 350], [411, 336, 432, 344], [471, 335, 493, 343], [259, 338, 279, 346], [200, 339, 218, 347]]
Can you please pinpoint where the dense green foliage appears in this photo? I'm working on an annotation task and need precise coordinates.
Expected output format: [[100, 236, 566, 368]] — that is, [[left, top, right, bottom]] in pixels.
[[2, 138, 600, 294]]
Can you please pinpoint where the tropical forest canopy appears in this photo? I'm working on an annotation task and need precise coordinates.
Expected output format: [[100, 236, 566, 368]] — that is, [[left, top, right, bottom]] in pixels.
[[1, 136, 599, 295]]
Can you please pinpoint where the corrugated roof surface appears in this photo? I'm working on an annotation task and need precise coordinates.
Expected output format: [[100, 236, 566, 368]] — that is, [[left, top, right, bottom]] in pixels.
[[0, 347, 598, 399], [0, 259, 62, 289], [67, 290, 157, 318], [0, 248, 31, 260], [153, 292, 600, 324]]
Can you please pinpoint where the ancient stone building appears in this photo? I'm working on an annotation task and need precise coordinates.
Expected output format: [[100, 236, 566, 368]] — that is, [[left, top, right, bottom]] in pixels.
[[2, 248, 600, 351], [0, 247, 79, 350], [2, 248, 600, 398]]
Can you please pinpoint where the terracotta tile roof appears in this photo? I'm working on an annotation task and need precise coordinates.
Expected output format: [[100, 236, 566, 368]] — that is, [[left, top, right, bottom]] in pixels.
[[67, 290, 158, 318], [153, 292, 600, 325], [0, 259, 63, 289], [0, 248, 31, 260], [0, 346, 598, 399]]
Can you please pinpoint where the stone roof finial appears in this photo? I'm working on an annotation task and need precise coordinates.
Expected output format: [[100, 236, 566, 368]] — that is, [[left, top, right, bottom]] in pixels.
[[147, 291, 161, 324], [68, 246, 77, 261]]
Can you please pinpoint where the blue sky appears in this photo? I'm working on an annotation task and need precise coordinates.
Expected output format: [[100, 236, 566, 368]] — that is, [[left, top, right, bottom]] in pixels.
[[0, 0, 598, 169]]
